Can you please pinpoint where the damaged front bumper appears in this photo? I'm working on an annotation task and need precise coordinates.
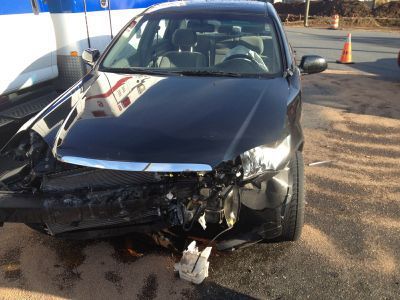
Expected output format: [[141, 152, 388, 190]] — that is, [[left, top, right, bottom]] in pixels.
[[0, 166, 291, 247], [0, 131, 293, 247], [0, 187, 166, 235]]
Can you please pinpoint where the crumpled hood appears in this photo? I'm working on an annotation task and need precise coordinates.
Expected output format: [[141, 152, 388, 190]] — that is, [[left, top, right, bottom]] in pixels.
[[36, 72, 289, 167]]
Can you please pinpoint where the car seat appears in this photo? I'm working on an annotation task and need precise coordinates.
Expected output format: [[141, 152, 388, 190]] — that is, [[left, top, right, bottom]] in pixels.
[[158, 29, 207, 68]]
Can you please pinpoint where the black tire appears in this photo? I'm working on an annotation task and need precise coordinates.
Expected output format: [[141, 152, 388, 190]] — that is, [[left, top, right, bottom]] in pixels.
[[25, 223, 48, 235], [280, 151, 305, 241]]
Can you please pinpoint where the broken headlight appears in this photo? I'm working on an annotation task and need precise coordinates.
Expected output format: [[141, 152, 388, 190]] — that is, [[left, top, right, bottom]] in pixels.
[[240, 135, 291, 180]]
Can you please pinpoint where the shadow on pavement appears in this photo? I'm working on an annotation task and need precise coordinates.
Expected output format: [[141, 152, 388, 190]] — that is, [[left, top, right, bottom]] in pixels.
[[197, 282, 257, 299], [302, 70, 400, 120], [349, 58, 400, 81]]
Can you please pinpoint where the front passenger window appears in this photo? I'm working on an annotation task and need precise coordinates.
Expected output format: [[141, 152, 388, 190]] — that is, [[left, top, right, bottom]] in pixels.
[[153, 19, 170, 45], [128, 21, 149, 51]]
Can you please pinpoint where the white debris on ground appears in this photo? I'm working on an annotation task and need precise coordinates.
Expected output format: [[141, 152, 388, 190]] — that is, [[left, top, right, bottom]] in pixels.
[[174, 241, 212, 284], [308, 160, 334, 166]]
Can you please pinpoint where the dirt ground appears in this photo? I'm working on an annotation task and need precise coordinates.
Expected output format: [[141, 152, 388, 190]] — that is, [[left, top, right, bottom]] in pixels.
[[275, 0, 400, 28], [0, 69, 399, 299], [275, 0, 400, 18]]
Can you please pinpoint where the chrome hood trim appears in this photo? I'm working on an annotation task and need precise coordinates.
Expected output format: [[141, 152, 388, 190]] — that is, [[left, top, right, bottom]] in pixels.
[[59, 156, 213, 172]]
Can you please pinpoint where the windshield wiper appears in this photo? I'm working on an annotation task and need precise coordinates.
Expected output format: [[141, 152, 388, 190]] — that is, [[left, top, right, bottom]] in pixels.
[[100, 67, 178, 76], [100, 67, 246, 78], [172, 70, 243, 77]]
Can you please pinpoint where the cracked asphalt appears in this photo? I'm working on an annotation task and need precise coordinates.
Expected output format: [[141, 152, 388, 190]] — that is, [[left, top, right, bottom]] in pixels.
[[0, 28, 399, 299]]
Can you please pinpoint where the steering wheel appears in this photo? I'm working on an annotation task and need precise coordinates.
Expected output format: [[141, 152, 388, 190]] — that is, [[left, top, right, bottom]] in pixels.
[[222, 53, 268, 73], [224, 53, 255, 63]]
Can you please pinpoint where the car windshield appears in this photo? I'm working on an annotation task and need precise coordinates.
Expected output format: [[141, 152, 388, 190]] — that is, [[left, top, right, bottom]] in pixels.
[[100, 12, 283, 77]]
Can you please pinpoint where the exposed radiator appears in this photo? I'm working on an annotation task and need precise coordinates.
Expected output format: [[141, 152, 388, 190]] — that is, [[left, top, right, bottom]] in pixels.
[[42, 168, 160, 192], [45, 207, 161, 235]]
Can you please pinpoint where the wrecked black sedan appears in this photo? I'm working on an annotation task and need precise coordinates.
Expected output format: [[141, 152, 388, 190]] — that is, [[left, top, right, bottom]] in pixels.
[[0, 1, 327, 249]]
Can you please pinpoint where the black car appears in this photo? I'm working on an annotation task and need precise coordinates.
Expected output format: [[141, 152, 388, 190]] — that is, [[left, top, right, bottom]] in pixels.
[[0, 1, 327, 249]]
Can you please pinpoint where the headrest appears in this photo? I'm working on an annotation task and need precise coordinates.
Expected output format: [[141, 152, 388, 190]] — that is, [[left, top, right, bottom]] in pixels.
[[239, 36, 264, 54], [218, 25, 233, 34], [241, 24, 265, 34], [172, 29, 197, 48], [187, 20, 214, 33]]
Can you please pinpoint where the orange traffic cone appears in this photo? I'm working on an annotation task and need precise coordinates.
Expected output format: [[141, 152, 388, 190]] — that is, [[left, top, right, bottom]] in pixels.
[[337, 33, 354, 64]]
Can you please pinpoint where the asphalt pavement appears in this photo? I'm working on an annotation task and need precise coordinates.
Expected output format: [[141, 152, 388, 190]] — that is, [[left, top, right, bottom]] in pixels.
[[286, 27, 400, 80]]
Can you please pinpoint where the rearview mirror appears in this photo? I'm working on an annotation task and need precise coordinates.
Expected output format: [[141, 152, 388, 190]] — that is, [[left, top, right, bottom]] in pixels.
[[299, 55, 327, 74], [82, 48, 100, 66]]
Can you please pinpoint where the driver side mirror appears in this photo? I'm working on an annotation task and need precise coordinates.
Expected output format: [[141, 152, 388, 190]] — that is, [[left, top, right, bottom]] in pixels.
[[299, 55, 327, 74], [82, 48, 100, 66]]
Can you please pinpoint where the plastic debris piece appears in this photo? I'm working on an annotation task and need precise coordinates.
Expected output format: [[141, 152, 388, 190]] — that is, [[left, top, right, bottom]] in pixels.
[[198, 213, 207, 230], [308, 160, 333, 166], [174, 241, 212, 284]]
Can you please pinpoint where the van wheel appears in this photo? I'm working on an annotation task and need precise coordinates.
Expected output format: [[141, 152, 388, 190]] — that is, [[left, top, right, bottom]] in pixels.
[[280, 151, 305, 241]]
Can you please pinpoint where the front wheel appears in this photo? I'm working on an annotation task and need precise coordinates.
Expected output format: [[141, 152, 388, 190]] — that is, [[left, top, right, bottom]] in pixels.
[[280, 151, 305, 241], [25, 223, 49, 235]]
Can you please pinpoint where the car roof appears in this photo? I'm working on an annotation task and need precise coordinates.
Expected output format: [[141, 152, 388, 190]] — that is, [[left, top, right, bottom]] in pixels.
[[145, 0, 273, 16]]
